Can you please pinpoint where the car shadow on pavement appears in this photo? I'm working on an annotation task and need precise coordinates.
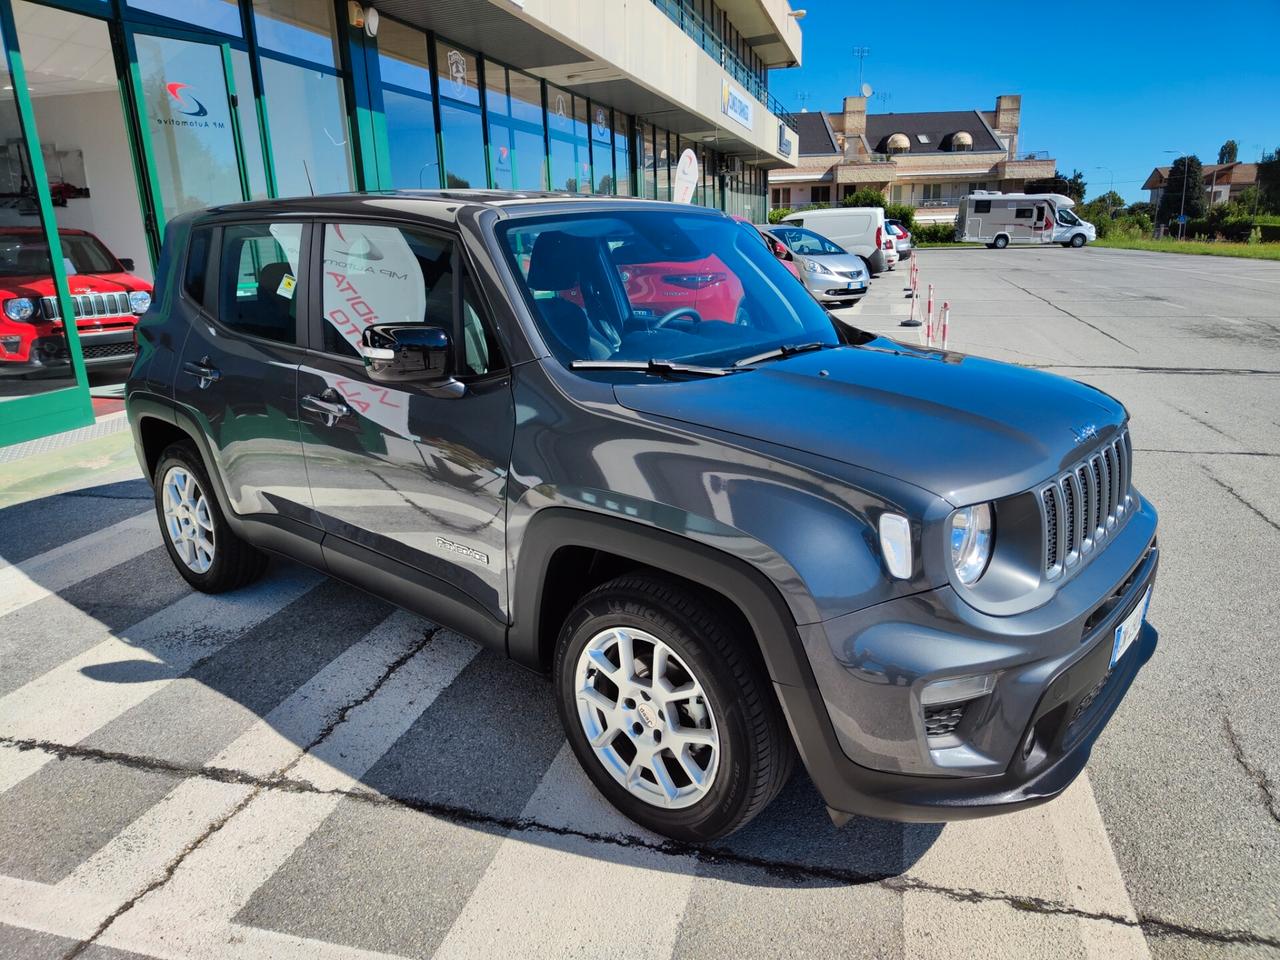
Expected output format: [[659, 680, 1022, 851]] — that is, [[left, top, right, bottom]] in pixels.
[[2, 478, 944, 891]]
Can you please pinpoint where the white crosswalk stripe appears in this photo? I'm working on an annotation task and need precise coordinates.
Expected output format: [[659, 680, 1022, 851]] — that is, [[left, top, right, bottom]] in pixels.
[[0, 511, 157, 616], [0, 518, 1157, 959]]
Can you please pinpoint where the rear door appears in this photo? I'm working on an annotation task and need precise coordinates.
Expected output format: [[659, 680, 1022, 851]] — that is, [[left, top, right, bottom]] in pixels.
[[174, 217, 314, 526], [297, 219, 515, 623]]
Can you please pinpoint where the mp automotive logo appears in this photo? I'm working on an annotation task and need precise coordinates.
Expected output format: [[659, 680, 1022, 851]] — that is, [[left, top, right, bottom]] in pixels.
[[158, 82, 224, 129]]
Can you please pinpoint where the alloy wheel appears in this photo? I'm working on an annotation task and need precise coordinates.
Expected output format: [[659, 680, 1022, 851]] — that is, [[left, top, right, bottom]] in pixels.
[[161, 465, 215, 573], [574, 626, 719, 809]]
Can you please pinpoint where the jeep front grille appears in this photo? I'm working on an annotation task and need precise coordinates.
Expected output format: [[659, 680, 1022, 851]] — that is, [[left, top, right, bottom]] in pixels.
[[38, 293, 132, 322], [1039, 429, 1132, 581]]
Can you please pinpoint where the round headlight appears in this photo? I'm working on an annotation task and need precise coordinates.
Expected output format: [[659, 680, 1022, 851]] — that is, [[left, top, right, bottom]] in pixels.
[[128, 291, 152, 315], [4, 297, 34, 322], [950, 503, 994, 585]]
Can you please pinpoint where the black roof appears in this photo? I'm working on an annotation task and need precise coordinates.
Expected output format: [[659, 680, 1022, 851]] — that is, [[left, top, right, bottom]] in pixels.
[[864, 110, 1002, 154], [197, 189, 703, 223], [791, 111, 839, 155]]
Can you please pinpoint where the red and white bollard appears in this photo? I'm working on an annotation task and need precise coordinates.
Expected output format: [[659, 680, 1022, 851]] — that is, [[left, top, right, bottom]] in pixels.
[[941, 301, 950, 350], [925, 284, 934, 343]]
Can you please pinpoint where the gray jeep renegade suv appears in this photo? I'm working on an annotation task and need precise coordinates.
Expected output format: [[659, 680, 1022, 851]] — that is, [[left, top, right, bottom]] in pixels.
[[126, 191, 1159, 842]]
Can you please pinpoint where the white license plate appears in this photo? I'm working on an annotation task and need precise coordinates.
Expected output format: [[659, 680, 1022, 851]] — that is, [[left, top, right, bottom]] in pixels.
[[1111, 586, 1151, 668], [846, 282, 863, 291]]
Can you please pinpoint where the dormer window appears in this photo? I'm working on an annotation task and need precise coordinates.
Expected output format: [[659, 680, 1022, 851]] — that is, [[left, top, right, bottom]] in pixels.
[[886, 133, 910, 154], [951, 131, 973, 151]]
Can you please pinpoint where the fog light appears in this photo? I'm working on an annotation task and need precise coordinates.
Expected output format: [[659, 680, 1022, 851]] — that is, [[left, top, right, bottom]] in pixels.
[[0, 335, 19, 354], [921, 673, 995, 706]]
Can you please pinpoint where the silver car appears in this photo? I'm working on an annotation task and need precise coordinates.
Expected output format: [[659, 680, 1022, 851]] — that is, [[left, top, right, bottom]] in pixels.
[[762, 224, 868, 307], [887, 220, 913, 257]]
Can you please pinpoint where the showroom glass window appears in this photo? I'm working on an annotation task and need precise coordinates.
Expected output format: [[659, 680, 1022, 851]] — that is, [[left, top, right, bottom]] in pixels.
[[613, 113, 633, 197], [590, 103, 614, 194], [252, 0, 354, 197], [639, 122, 656, 199], [508, 69, 547, 190], [0, 29, 77, 398], [378, 18, 438, 189], [486, 62, 546, 191], [435, 39, 487, 189], [547, 84, 589, 192], [125, 0, 243, 35], [655, 128, 671, 201]]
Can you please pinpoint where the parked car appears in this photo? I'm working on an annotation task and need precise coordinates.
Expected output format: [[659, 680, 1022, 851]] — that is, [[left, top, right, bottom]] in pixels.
[[128, 193, 1160, 843], [761, 224, 868, 307], [881, 225, 900, 270], [0, 227, 151, 377], [887, 219, 913, 257], [731, 215, 801, 282], [780, 206, 892, 275]]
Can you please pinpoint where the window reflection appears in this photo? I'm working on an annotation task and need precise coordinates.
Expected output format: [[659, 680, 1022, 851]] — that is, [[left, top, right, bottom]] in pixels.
[[439, 102, 486, 189], [378, 20, 437, 190], [125, 0, 242, 35], [260, 58, 353, 197], [252, 0, 338, 67], [548, 85, 589, 193], [434, 40, 479, 108]]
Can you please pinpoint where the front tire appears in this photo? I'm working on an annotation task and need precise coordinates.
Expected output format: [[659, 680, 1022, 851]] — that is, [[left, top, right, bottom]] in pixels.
[[1070, 233, 1086, 248], [154, 442, 267, 593], [554, 575, 794, 842]]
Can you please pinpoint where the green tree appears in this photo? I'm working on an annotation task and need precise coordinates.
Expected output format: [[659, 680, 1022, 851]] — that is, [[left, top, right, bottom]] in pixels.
[[1217, 140, 1238, 164], [1126, 200, 1155, 220], [1258, 146, 1280, 214], [1063, 169, 1087, 203], [1157, 155, 1206, 226], [1088, 190, 1126, 215], [840, 187, 886, 208]]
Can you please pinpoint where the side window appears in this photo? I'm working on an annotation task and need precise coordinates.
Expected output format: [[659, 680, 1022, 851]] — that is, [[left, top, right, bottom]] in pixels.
[[974, 200, 991, 214], [459, 270, 505, 377], [217, 222, 303, 343], [320, 222, 453, 358], [184, 226, 214, 310], [1014, 207, 1033, 219]]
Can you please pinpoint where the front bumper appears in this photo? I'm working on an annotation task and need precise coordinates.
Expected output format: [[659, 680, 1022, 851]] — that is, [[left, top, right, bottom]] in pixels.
[[781, 491, 1159, 822], [0, 328, 135, 376], [805, 277, 867, 302]]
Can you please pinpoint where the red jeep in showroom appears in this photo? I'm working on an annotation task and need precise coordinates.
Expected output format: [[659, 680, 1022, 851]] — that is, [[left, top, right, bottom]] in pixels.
[[0, 227, 152, 377]]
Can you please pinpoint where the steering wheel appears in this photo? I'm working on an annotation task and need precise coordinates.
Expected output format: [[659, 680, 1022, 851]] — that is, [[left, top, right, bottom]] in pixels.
[[653, 306, 703, 329]]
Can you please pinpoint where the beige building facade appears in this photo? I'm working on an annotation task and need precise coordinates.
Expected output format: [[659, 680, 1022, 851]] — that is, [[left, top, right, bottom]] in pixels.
[[769, 94, 1056, 223]]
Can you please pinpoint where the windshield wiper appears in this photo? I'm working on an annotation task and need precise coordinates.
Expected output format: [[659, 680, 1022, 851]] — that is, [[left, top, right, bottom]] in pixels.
[[570, 359, 737, 378], [733, 341, 833, 367]]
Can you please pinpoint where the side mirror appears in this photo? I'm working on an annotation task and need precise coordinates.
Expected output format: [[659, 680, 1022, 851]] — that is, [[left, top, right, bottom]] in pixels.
[[360, 323, 458, 390], [118, 257, 135, 272]]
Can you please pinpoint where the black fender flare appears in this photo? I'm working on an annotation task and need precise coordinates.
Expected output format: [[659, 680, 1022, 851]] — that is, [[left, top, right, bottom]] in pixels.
[[507, 507, 815, 689]]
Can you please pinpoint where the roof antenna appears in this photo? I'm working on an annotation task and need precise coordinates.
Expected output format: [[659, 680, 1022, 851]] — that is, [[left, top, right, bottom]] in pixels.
[[302, 159, 315, 197]]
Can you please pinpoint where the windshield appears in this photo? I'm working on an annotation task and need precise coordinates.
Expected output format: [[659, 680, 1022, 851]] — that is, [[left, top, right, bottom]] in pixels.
[[0, 233, 121, 278], [499, 210, 839, 368], [1056, 207, 1081, 226], [767, 226, 847, 256]]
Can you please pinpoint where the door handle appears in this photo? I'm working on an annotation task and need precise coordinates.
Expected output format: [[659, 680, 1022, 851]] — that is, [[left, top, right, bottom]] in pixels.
[[182, 356, 221, 389], [300, 391, 352, 427]]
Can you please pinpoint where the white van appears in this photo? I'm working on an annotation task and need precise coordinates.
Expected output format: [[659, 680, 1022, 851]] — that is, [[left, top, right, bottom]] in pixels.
[[957, 191, 1096, 248], [780, 207, 893, 274]]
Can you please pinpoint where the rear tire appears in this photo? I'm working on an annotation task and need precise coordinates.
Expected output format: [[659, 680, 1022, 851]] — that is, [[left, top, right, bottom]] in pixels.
[[554, 574, 794, 842], [154, 442, 268, 593], [993, 234, 1009, 249]]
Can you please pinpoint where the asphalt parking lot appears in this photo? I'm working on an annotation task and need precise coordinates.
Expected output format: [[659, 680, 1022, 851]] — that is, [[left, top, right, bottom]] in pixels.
[[1, 245, 1278, 959]]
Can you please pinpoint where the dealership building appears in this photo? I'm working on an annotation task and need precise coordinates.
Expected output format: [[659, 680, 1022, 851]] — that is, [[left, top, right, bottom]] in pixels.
[[0, 0, 801, 446]]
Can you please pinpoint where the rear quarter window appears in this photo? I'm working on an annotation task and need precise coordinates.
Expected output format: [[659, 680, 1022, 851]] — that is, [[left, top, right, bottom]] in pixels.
[[183, 227, 214, 311]]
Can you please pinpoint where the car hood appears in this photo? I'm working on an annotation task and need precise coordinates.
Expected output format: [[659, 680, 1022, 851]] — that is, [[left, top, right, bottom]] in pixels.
[[612, 340, 1126, 505]]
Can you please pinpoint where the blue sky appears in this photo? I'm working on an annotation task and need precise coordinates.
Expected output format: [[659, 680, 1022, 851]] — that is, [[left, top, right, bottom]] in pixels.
[[768, 0, 1280, 203]]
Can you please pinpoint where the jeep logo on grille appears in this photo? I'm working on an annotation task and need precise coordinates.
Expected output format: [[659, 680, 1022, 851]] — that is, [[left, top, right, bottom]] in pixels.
[[1070, 423, 1099, 445]]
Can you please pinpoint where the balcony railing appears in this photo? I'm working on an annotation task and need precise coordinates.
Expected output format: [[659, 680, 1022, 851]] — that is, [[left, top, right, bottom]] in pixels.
[[650, 0, 795, 126]]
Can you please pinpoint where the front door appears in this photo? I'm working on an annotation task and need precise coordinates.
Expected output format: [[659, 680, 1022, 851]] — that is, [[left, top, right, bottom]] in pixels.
[[174, 219, 314, 526], [298, 220, 515, 621], [127, 29, 263, 256]]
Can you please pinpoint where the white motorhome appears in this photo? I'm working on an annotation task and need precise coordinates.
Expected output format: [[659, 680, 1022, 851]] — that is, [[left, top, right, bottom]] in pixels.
[[957, 192, 1096, 249]]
